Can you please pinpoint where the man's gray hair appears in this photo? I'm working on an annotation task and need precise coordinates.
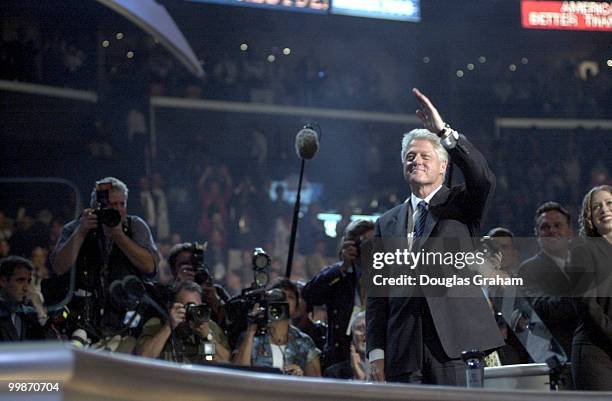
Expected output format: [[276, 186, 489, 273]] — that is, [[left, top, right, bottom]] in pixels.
[[351, 310, 366, 334], [90, 177, 129, 207], [400, 129, 449, 164]]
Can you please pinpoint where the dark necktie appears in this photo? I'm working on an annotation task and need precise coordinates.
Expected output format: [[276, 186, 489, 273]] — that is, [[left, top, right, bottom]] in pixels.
[[413, 201, 428, 238]]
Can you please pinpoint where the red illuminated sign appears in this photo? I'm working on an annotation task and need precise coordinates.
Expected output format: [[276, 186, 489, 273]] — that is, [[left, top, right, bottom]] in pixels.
[[521, 1, 612, 31]]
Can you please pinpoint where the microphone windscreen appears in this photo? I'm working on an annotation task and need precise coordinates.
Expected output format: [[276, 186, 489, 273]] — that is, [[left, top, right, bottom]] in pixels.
[[109, 280, 127, 309], [295, 126, 319, 160], [123, 275, 145, 309]]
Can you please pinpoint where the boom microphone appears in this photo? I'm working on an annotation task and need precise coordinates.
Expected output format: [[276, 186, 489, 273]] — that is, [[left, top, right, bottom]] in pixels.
[[295, 124, 320, 160]]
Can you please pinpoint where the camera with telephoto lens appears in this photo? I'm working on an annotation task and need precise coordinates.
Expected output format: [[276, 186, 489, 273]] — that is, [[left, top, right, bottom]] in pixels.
[[225, 247, 272, 346], [250, 288, 290, 336], [190, 242, 212, 285], [93, 182, 121, 227], [185, 302, 211, 326]]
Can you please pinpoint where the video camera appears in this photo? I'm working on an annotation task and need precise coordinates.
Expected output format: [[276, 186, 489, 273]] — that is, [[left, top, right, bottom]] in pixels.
[[225, 247, 272, 345], [93, 182, 122, 227]]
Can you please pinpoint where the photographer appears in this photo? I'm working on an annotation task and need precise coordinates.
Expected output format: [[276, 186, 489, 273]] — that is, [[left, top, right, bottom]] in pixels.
[[136, 281, 230, 363], [166, 242, 227, 326], [51, 177, 159, 339], [303, 219, 374, 369], [232, 288, 321, 377]]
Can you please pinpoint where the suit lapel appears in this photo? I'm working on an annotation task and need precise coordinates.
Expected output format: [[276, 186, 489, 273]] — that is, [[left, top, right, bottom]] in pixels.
[[393, 201, 411, 238]]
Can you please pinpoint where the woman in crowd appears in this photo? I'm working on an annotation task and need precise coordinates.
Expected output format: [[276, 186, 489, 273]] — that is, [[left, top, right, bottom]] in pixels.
[[571, 185, 612, 390]]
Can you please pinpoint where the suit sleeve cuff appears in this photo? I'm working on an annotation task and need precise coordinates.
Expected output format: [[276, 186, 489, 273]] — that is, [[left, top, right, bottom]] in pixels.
[[368, 348, 384, 362]]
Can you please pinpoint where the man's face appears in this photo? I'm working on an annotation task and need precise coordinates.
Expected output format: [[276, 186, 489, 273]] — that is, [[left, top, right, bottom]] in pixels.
[[536, 210, 572, 255], [174, 251, 195, 284], [403, 139, 447, 189], [0, 266, 31, 304], [352, 318, 366, 355], [490, 236, 519, 270], [108, 191, 127, 221]]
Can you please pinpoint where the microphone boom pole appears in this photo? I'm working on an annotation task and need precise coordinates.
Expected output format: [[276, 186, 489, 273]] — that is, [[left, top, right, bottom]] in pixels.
[[285, 158, 305, 278], [285, 123, 320, 278]]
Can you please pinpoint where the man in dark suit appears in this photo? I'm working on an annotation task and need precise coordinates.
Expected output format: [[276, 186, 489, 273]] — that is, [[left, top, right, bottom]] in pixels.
[[366, 88, 504, 385], [0, 256, 46, 341], [517, 202, 577, 358]]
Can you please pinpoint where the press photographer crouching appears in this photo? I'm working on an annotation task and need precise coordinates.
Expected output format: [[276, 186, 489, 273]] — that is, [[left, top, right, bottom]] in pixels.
[[135, 281, 230, 363], [232, 286, 322, 376], [166, 242, 227, 327], [51, 177, 159, 342]]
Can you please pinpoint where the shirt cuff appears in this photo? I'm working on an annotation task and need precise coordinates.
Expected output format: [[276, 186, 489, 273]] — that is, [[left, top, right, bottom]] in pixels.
[[368, 348, 384, 362]]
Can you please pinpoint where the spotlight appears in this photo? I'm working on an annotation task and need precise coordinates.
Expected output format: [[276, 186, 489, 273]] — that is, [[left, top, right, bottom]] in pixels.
[[478, 56, 486, 64], [102, 40, 110, 48], [509, 64, 517, 72], [240, 43, 248, 51], [423, 56, 430, 63], [607, 59, 612, 67], [456, 70, 464, 78], [126, 51, 134, 59], [116, 32, 124, 40], [467, 63, 475, 71], [521, 57, 528, 64], [283, 47, 291, 55], [267, 54, 276, 63]]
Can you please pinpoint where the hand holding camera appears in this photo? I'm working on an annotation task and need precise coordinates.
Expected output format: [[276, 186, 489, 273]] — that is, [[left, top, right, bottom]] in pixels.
[[169, 302, 186, 329], [77, 208, 99, 236]]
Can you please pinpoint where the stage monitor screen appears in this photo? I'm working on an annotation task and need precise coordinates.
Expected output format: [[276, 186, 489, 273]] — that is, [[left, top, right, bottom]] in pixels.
[[188, 0, 421, 21], [331, 0, 420, 22], [188, 0, 329, 15], [521, 1, 612, 31]]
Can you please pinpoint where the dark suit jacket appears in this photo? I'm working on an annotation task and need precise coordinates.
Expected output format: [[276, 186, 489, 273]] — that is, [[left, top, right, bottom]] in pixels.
[[570, 238, 612, 390], [366, 134, 504, 378], [303, 261, 357, 367], [517, 251, 578, 356], [0, 300, 45, 342]]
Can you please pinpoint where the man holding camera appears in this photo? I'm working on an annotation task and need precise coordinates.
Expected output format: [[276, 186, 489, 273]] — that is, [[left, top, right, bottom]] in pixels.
[[303, 219, 374, 370], [166, 242, 227, 326], [136, 281, 230, 363], [51, 177, 159, 339]]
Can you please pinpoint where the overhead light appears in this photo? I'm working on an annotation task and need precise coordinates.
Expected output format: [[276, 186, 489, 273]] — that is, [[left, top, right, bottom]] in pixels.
[[267, 54, 276, 63], [456, 70, 464, 78], [509, 64, 517, 71], [102, 40, 110, 48], [478, 56, 486, 63], [240, 43, 248, 51], [467, 63, 475, 70], [283, 47, 291, 55], [521, 57, 528, 64], [126, 51, 134, 59], [116, 32, 124, 40], [423, 56, 430, 63]]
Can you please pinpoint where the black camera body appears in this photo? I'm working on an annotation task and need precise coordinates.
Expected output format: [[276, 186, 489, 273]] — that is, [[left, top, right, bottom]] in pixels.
[[185, 302, 211, 326], [190, 242, 212, 285], [94, 183, 121, 227]]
